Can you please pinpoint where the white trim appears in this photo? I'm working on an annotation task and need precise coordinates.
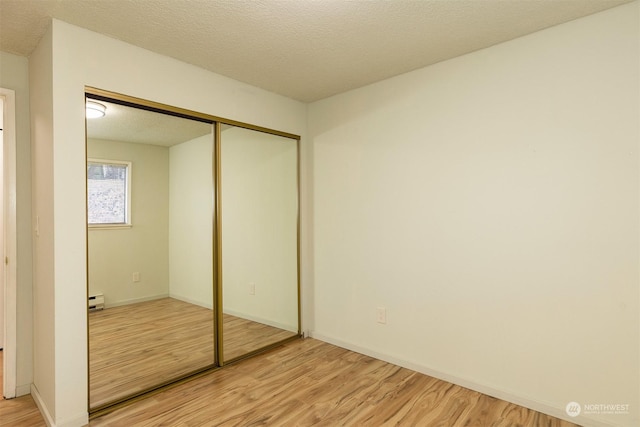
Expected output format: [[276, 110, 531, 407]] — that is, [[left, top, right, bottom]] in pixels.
[[1, 88, 17, 399], [31, 384, 54, 426], [55, 413, 89, 427], [87, 224, 132, 230], [15, 383, 30, 397], [103, 293, 168, 309], [309, 331, 617, 427], [170, 293, 213, 310], [30, 384, 88, 427], [224, 308, 298, 333]]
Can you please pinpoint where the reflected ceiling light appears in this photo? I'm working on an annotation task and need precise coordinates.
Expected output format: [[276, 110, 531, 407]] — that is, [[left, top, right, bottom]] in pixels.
[[86, 101, 106, 119]]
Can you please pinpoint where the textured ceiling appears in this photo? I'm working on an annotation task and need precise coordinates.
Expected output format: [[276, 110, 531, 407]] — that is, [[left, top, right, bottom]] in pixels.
[[0, 0, 632, 102], [86, 100, 212, 146]]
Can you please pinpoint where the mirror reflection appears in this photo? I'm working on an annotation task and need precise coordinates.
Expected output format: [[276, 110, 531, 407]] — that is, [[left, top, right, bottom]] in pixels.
[[220, 125, 299, 362], [86, 99, 214, 409], [86, 93, 301, 410]]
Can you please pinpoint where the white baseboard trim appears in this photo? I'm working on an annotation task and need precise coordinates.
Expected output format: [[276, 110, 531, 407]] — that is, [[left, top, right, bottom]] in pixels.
[[30, 383, 54, 427], [16, 383, 31, 397], [54, 412, 89, 427], [105, 293, 169, 308], [30, 384, 88, 427], [309, 332, 616, 427], [224, 308, 297, 333], [169, 293, 213, 310]]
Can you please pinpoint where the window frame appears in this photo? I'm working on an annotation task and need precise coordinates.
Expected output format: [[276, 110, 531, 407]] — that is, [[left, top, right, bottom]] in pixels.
[[87, 158, 132, 229]]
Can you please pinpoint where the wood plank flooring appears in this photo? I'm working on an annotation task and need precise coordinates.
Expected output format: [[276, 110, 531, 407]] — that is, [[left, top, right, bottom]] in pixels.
[[89, 297, 296, 408], [0, 351, 45, 427], [223, 313, 297, 361], [89, 298, 216, 408], [89, 338, 579, 426], [0, 339, 577, 426], [0, 394, 45, 427]]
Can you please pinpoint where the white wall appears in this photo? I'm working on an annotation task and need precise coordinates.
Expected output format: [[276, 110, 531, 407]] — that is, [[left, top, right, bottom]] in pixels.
[[87, 139, 169, 307], [0, 51, 33, 397], [168, 133, 214, 308], [168, 128, 299, 332], [221, 126, 298, 331], [29, 25, 57, 422], [308, 3, 639, 427], [28, 19, 307, 426], [0, 97, 3, 348]]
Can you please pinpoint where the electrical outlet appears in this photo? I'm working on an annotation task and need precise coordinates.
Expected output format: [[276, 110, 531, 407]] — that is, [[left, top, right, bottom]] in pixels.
[[249, 282, 256, 295], [132, 272, 140, 282], [376, 307, 387, 324]]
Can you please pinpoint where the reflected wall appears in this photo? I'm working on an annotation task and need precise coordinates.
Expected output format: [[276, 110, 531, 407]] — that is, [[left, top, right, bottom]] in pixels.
[[220, 126, 299, 362]]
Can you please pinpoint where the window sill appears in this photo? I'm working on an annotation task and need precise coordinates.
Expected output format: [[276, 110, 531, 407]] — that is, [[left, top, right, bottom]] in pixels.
[[88, 224, 132, 230]]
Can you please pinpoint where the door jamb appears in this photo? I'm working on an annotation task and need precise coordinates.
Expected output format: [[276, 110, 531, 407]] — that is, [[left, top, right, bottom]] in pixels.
[[1, 87, 18, 399]]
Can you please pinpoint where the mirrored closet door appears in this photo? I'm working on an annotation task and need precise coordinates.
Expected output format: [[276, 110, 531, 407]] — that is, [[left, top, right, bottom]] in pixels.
[[85, 89, 301, 413], [86, 96, 215, 410], [218, 125, 300, 362]]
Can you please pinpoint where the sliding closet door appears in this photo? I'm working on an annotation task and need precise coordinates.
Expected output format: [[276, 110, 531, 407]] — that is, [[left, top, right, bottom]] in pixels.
[[86, 95, 215, 410], [218, 125, 300, 363], [86, 88, 302, 413]]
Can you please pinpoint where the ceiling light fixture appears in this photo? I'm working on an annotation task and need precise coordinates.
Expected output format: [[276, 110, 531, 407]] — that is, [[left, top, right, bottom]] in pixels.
[[86, 101, 106, 119]]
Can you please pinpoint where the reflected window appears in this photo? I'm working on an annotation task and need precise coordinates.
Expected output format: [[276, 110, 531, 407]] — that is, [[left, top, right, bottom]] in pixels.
[[87, 159, 131, 226]]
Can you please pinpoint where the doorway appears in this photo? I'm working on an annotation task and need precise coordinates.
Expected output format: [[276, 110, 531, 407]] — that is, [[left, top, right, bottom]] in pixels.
[[1, 87, 18, 400], [0, 96, 4, 355]]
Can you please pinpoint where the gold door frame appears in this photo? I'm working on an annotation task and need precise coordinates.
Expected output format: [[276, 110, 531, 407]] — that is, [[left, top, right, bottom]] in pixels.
[[85, 86, 302, 417]]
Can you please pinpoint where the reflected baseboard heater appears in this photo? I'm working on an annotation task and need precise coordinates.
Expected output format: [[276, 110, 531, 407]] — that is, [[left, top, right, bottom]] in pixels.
[[88, 293, 104, 311]]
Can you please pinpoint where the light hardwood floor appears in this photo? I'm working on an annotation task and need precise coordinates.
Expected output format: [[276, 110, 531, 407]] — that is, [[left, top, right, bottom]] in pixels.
[[0, 339, 577, 426], [89, 298, 215, 408], [0, 351, 46, 427], [223, 312, 297, 361], [89, 297, 296, 408]]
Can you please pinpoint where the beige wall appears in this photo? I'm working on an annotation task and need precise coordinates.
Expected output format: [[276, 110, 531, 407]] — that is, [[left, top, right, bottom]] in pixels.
[[308, 3, 639, 427], [87, 138, 170, 307], [168, 134, 214, 308], [0, 51, 33, 396], [22, 2, 638, 426], [221, 126, 298, 332], [29, 25, 57, 421], [28, 18, 307, 426]]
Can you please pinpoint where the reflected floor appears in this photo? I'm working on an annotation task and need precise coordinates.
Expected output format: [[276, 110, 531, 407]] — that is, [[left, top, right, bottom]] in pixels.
[[89, 297, 296, 409], [223, 313, 297, 361]]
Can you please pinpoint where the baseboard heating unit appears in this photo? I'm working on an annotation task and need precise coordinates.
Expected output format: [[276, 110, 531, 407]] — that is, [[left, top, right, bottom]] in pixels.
[[88, 293, 105, 311]]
